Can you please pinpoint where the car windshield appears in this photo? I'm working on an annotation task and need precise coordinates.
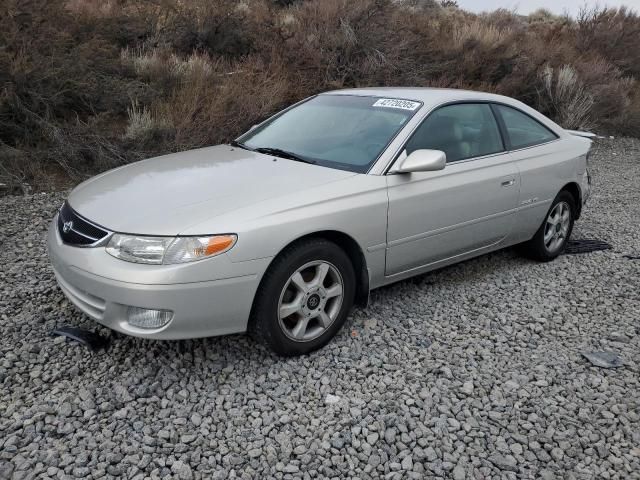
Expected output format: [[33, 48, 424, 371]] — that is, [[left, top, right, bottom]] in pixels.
[[238, 95, 421, 173]]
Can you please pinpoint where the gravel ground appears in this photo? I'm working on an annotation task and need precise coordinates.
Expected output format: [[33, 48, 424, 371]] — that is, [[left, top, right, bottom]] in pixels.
[[1, 138, 639, 480]]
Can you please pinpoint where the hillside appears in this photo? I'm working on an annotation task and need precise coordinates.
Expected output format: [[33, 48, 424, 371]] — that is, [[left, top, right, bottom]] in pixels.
[[1, 0, 639, 192]]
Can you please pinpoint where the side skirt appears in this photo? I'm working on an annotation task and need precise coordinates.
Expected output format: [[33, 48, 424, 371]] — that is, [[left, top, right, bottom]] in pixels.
[[374, 237, 519, 290]]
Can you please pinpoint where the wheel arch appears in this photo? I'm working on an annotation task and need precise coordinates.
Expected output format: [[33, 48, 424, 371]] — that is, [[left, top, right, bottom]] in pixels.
[[560, 182, 582, 219], [258, 230, 370, 308]]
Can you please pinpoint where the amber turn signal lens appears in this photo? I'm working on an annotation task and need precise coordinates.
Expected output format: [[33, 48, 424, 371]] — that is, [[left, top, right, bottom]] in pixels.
[[163, 234, 238, 264], [202, 235, 236, 256]]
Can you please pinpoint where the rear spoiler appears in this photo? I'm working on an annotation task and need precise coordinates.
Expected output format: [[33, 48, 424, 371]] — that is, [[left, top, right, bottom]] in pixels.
[[565, 129, 597, 138]]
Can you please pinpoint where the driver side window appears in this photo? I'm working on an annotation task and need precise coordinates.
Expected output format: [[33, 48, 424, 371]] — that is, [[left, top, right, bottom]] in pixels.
[[405, 103, 504, 162]]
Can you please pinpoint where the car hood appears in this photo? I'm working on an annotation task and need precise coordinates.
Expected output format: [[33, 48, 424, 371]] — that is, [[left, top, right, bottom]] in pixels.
[[68, 145, 356, 235]]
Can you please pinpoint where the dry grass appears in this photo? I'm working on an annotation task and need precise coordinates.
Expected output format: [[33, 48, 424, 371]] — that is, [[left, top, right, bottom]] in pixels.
[[452, 21, 512, 50], [163, 57, 291, 149], [125, 100, 171, 141], [65, 0, 120, 17], [538, 65, 595, 130], [1, 0, 639, 193], [120, 48, 217, 79]]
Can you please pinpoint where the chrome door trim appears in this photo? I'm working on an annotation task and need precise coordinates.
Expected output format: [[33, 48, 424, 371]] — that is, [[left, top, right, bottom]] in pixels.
[[505, 138, 561, 154]]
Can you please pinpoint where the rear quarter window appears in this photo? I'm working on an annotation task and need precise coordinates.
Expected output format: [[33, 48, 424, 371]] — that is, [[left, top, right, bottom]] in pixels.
[[495, 104, 558, 149]]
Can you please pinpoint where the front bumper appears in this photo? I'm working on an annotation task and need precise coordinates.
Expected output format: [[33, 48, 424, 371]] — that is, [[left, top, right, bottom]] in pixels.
[[47, 217, 271, 339]]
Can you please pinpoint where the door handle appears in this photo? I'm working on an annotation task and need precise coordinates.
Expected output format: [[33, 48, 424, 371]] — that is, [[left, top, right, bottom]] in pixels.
[[501, 179, 515, 187]]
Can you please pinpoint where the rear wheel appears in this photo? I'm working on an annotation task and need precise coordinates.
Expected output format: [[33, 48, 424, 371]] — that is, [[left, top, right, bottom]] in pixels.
[[522, 191, 576, 261], [249, 239, 355, 356]]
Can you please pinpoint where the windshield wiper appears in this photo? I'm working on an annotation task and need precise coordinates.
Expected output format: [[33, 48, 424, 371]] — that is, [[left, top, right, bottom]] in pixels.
[[229, 140, 254, 152], [254, 147, 316, 164]]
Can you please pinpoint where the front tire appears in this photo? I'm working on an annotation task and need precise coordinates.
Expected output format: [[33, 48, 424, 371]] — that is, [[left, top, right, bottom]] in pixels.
[[249, 239, 356, 356], [522, 191, 576, 262]]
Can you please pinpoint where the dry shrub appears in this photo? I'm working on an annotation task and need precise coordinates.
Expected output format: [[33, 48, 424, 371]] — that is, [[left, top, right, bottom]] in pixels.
[[275, 0, 398, 90], [120, 47, 167, 78], [538, 65, 595, 130], [156, 0, 259, 57], [161, 57, 290, 149], [575, 7, 640, 77], [2, 0, 640, 191], [434, 13, 521, 86], [0, 0, 139, 189], [527, 8, 568, 26], [124, 100, 172, 142], [481, 8, 524, 30], [610, 90, 640, 136], [120, 48, 217, 80], [535, 58, 636, 132], [0, 144, 33, 194], [576, 59, 634, 120], [424, 76, 497, 93], [451, 21, 512, 50], [65, 0, 120, 17], [394, 0, 441, 10]]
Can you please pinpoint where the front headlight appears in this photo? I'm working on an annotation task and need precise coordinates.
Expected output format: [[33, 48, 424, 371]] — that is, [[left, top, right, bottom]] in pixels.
[[106, 234, 237, 265]]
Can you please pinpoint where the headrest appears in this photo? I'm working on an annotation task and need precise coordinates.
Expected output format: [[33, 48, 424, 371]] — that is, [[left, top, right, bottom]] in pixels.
[[429, 115, 462, 142]]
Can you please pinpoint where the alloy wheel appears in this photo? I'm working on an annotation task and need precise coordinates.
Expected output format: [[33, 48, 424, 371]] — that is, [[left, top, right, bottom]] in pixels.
[[544, 201, 571, 252], [277, 260, 344, 342]]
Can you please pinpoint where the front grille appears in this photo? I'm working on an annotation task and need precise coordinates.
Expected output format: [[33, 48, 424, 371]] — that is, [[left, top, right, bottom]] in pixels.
[[58, 202, 110, 246]]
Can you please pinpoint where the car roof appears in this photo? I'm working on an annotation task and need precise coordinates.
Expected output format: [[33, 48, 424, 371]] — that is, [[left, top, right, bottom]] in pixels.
[[322, 87, 519, 108], [321, 87, 565, 135]]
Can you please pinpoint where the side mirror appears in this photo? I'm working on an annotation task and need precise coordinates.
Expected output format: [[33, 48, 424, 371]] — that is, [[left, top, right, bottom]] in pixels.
[[389, 149, 446, 174]]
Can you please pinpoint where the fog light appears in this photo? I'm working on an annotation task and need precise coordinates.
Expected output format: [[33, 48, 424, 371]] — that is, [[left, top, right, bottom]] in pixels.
[[127, 307, 173, 329]]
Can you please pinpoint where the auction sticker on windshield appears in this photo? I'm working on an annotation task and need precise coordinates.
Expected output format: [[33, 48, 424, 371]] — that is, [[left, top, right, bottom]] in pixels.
[[372, 98, 421, 111]]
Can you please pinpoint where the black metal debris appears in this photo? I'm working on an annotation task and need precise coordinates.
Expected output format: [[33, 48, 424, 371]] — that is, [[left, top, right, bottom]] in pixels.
[[51, 325, 110, 352], [564, 239, 612, 254]]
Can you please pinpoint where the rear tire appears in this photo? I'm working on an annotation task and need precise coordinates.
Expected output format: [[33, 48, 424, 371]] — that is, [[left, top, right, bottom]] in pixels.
[[521, 191, 576, 262], [249, 239, 355, 356]]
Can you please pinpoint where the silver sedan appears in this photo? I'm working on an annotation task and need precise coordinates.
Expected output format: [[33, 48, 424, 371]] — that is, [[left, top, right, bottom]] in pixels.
[[48, 88, 592, 355]]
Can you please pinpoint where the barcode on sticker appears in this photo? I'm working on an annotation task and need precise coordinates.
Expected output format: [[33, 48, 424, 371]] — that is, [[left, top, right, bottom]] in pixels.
[[372, 98, 420, 111]]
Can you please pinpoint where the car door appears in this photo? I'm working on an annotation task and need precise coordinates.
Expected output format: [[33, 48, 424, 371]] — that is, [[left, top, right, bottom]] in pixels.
[[385, 102, 520, 277], [492, 104, 569, 244]]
